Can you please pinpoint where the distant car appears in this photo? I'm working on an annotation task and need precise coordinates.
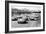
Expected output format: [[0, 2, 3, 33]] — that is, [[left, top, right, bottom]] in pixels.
[[18, 17, 28, 24]]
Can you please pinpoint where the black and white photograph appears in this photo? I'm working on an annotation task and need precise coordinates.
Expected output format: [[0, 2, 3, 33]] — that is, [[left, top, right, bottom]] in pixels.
[[9, 3, 43, 31], [5, 1, 45, 33]]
